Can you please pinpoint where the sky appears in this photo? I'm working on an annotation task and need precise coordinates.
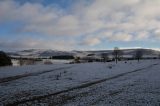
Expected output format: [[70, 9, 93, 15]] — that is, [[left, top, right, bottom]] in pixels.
[[0, 0, 160, 51]]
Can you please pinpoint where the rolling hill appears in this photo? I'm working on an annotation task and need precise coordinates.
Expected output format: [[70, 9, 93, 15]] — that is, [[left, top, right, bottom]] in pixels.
[[6, 48, 160, 59]]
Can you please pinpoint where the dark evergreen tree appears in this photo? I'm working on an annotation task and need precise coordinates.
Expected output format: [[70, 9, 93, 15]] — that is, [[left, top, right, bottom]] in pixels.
[[0, 51, 12, 66]]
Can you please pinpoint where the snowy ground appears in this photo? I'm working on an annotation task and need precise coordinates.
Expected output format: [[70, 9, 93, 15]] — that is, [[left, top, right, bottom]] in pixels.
[[0, 60, 160, 105], [11, 59, 72, 66]]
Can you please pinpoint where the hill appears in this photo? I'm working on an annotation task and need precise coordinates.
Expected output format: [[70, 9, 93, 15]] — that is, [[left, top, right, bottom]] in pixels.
[[7, 48, 160, 58]]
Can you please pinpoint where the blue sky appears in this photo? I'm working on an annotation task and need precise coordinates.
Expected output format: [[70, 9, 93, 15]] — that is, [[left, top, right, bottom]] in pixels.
[[0, 0, 160, 51]]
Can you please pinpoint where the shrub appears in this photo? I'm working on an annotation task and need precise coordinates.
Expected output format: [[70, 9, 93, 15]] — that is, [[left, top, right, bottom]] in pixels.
[[108, 66, 112, 69], [44, 60, 52, 65], [0, 51, 12, 66], [51, 55, 74, 59]]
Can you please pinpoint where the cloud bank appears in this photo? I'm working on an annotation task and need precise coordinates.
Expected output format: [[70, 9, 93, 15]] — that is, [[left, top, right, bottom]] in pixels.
[[0, 0, 160, 50]]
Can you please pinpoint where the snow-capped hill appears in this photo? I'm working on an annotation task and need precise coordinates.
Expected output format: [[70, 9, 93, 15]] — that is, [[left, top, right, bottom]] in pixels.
[[8, 49, 75, 57], [121, 49, 160, 55], [7, 48, 160, 58]]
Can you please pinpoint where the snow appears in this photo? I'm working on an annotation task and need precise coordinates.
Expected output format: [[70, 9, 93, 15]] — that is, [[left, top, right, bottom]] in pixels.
[[0, 64, 70, 79], [11, 59, 72, 67], [11, 60, 19, 66], [42, 59, 72, 64], [0, 59, 160, 105], [63, 61, 160, 106]]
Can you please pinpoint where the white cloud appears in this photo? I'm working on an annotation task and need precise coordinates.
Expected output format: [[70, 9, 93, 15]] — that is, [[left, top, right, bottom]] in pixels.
[[0, 38, 75, 51], [108, 33, 133, 42], [98, 31, 133, 42], [135, 31, 149, 40], [81, 37, 101, 46], [1, 0, 160, 50], [154, 29, 160, 39]]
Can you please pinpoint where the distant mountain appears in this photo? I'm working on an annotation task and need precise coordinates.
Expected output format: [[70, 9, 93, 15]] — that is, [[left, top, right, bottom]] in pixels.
[[7, 49, 76, 57], [87, 49, 160, 56], [7, 48, 160, 58]]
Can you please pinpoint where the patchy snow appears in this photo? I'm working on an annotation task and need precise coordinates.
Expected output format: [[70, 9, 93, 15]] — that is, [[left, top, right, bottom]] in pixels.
[[0, 64, 70, 79], [42, 59, 72, 64], [0, 59, 160, 105], [11, 59, 72, 66], [63, 61, 160, 106], [11, 60, 19, 66]]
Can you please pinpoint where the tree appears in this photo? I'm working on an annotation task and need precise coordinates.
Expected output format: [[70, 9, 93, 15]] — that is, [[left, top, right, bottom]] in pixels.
[[0, 51, 12, 66], [101, 53, 109, 62], [51, 55, 74, 60], [19, 57, 23, 66], [118, 50, 123, 61], [112, 47, 123, 63], [74, 56, 80, 63], [134, 49, 143, 62], [158, 54, 160, 59]]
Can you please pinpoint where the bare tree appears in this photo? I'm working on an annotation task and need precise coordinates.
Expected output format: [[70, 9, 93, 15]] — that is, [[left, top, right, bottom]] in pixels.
[[19, 57, 23, 66], [112, 47, 123, 63], [101, 53, 109, 62], [118, 50, 123, 61], [134, 49, 143, 62]]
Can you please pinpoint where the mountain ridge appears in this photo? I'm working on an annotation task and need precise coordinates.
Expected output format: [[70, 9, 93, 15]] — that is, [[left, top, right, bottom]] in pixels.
[[7, 48, 160, 58]]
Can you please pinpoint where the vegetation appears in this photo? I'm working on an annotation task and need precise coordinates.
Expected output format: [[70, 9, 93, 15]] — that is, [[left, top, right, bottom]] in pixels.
[[74, 56, 80, 63], [51, 55, 74, 60], [0, 51, 12, 66], [44, 60, 52, 65], [158, 54, 160, 59], [18, 57, 36, 66], [112, 47, 123, 63], [101, 53, 109, 62], [87, 54, 95, 56], [134, 49, 143, 62]]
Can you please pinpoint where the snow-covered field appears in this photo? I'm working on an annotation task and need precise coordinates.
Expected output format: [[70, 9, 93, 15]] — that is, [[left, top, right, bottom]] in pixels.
[[11, 59, 72, 66], [0, 60, 160, 105]]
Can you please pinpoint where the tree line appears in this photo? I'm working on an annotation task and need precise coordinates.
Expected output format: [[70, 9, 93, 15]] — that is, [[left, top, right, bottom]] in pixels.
[[101, 47, 149, 63], [50, 55, 74, 60]]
